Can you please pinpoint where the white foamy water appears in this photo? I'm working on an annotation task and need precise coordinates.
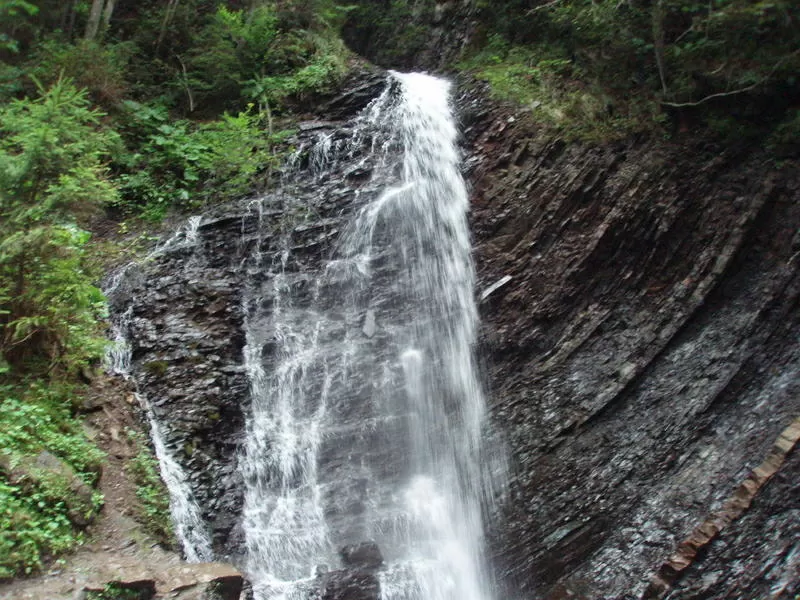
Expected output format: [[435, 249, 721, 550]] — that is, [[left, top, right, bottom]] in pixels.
[[241, 72, 502, 600]]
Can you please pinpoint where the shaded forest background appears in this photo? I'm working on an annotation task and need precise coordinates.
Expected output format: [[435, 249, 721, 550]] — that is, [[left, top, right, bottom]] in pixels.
[[0, 0, 797, 580]]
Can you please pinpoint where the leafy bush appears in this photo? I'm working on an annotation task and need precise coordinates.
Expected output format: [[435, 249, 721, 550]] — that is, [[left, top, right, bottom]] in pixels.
[[460, 38, 660, 140], [0, 382, 104, 578], [113, 100, 293, 219], [27, 38, 135, 106], [0, 77, 117, 376], [0, 0, 38, 54], [185, 3, 349, 112], [464, 0, 800, 137]]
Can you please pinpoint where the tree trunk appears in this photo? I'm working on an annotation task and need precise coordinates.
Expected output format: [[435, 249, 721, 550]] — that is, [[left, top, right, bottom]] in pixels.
[[156, 0, 181, 54], [84, 0, 105, 40], [101, 0, 116, 32], [652, 0, 669, 96], [65, 0, 78, 39]]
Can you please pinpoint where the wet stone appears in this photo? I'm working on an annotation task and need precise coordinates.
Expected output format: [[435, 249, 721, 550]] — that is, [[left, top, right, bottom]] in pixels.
[[339, 542, 384, 571]]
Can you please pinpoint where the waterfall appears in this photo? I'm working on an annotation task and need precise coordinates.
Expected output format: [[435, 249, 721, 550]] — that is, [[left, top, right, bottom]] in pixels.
[[104, 219, 214, 563], [241, 72, 501, 599]]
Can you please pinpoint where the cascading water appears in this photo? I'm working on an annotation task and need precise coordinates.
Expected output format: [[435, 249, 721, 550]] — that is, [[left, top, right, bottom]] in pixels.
[[241, 72, 502, 599], [104, 218, 214, 563]]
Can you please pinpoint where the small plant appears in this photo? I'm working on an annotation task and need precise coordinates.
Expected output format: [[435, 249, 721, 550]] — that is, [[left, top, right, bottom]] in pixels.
[[125, 429, 174, 547], [85, 582, 151, 600], [112, 99, 295, 219], [27, 38, 135, 106], [0, 77, 117, 377]]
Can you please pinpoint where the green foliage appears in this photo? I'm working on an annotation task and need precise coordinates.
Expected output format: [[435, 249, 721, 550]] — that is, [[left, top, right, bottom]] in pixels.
[[465, 0, 800, 139], [113, 101, 212, 219], [0, 0, 361, 582], [0, 77, 120, 219], [113, 100, 292, 219], [0, 78, 116, 375], [0, 225, 109, 374], [193, 108, 294, 200], [85, 582, 147, 600], [460, 37, 660, 140], [125, 430, 174, 548], [0, 0, 38, 53], [0, 382, 104, 579], [185, 3, 349, 112], [28, 38, 135, 106], [343, 0, 436, 67]]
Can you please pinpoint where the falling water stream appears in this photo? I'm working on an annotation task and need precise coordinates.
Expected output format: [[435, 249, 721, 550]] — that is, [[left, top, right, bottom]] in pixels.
[[104, 217, 214, 564], [241, 72, 500, 599], [107, 71, 500, 598]]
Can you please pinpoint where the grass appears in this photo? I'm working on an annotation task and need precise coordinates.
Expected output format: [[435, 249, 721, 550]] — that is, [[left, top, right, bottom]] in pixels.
[[125, 430, 175, 548], [458, 39, 664, 142]]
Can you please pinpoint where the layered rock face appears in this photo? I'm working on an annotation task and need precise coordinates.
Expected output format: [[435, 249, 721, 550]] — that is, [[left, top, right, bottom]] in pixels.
[[461, 86, 800, 598], [110, 71, 799, 599], [106, 70, 389, 563]]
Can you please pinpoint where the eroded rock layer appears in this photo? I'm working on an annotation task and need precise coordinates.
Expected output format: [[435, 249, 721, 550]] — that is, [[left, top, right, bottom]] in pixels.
[[462, 85, 799, 598]]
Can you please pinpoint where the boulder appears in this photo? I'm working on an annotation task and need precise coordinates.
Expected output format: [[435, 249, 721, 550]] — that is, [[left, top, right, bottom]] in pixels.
[[82, 563, 243, 600], [321, 570, 380, 600], [163, 563, 244, 600], [339, 542, 383, 571], [0, 450, 99, 528], [83, 574, 157, 599]]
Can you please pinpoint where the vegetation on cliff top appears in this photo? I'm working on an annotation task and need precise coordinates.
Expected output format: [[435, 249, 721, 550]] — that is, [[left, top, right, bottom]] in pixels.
[[344, 0, 799, 144], [466, 0, 799, 142]]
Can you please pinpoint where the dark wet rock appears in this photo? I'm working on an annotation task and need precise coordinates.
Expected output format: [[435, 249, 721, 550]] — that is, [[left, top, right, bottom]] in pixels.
[[106, 70, 392, 562], [107, 69, 800, 599], [319, 570, 380, 600], [339, 542, 383, 571], [81, 563, 243, 600], [460, 83, 800, 598], [83, 576, 156, 599], [306, 544, 383, 600], [319, 65, 387, 120], [164, 563, 244, 600]]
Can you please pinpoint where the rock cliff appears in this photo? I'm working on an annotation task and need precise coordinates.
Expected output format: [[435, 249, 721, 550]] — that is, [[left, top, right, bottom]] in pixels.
[[109, 71, 799, 599], [462, 84, 799, 598]]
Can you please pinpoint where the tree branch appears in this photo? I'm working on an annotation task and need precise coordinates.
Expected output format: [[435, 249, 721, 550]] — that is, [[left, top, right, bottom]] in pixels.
[[526, 0, 562, 15], [175, 54, 195, 113], [661, 51, 798, 108]]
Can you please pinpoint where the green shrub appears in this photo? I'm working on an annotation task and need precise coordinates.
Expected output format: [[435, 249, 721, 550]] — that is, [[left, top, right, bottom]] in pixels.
[[0, 382, 104, 578], [27, 38, 135, 106], [460, 39, 659, 140], [113, 99, 294, 219], [0, 77, 117, 376], [465, 0, 800, 138], [185, 4, 349, 112], [0, 0, 38, 54]]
